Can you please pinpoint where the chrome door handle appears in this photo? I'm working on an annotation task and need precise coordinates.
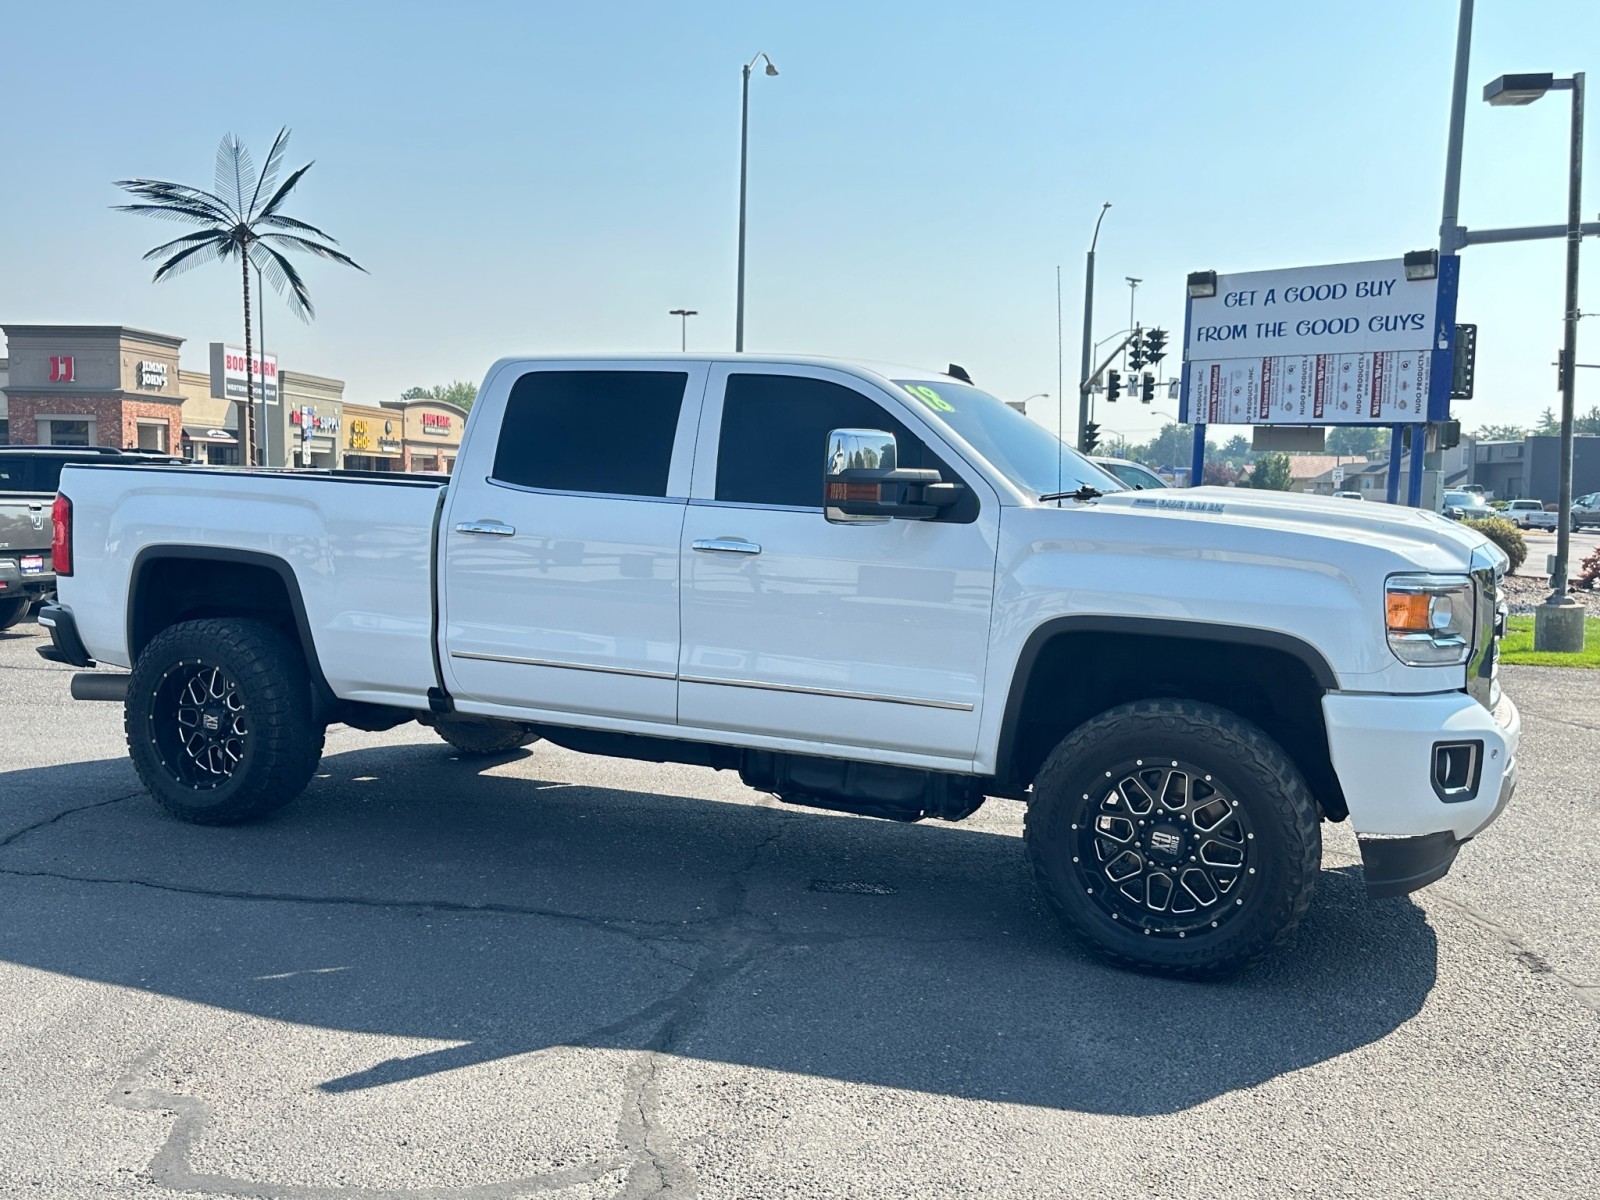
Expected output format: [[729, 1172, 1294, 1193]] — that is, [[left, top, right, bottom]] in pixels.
[[455, 520, 516, 537], [692, 538, 761, 556]]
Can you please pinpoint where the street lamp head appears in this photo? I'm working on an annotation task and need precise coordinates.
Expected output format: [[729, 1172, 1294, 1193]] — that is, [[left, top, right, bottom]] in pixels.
[[765, 61, 779, 76], [1186, 270, 1218, 298], [746, 51, 778, 77], [1484, 72, 1556, 105], [1402, 249, 1439, 281]]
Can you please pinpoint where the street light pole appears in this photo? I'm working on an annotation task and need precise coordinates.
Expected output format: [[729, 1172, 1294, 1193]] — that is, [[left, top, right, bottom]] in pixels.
[[669, 308, 698, 352], [1484, 69, 1588, 651], [735, 52, 778, 353], [1076, 202, 1111, 452], [1554, 73, 1586, 614]]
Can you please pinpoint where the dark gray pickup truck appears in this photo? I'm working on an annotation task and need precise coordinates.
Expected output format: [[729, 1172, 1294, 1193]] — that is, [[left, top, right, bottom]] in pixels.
[[0, 447, 186, 629]]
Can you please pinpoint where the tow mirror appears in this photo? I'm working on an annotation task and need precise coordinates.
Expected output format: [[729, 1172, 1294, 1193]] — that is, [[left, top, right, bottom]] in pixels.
[[824, 428, 961, 524]]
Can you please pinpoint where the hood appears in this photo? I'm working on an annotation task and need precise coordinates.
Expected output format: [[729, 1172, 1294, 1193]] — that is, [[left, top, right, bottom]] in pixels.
[[1081, 486, 1492, 573]]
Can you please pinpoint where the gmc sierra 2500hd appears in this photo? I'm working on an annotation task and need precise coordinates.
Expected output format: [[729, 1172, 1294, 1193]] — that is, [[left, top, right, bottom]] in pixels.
[[40, 355, 1518, 977]]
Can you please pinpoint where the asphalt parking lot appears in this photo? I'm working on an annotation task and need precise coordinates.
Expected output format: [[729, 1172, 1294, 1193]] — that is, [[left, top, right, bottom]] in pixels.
[[1, 615, 1596, 1198]]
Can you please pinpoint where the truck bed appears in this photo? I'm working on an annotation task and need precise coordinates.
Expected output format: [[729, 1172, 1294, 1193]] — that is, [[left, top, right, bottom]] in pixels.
[[58, 464, 448, 709]]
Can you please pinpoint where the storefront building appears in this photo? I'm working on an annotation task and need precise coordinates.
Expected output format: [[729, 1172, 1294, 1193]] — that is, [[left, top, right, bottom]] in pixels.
[[0, 325, 183, 451], [384, 398, 466, 473], [342, 402, 403, 472], [281, 371, 345, 469], [176, 368, 240, 464]]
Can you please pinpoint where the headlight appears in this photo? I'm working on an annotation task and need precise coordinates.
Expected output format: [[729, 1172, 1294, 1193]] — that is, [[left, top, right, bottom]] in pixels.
[[1386, 575, 1476, 666]]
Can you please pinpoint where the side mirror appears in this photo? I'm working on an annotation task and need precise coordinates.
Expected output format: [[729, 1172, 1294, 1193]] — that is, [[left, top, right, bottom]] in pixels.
[[824, 428, 961, 524]]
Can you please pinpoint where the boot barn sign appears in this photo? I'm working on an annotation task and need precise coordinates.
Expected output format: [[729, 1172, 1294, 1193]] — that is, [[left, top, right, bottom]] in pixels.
[[1180, 256, 1460, 426], [208, 343, 280, 406]]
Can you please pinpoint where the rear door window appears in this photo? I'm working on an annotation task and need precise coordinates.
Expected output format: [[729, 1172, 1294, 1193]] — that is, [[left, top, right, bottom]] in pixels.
[[492, 371, 688, 497]]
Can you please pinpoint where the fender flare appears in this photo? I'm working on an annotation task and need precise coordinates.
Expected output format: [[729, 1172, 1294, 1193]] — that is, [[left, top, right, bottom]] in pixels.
[[127, 545, 338, 714], [992, 615, 1338, 784]]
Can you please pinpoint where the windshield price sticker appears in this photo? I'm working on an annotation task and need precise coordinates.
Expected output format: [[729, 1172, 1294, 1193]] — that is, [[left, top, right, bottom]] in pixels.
[[903, 384, 955, 413]]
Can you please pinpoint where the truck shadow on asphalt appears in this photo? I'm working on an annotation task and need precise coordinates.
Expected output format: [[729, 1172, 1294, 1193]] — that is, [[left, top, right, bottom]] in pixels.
[[0, 740, 1438, 1116]]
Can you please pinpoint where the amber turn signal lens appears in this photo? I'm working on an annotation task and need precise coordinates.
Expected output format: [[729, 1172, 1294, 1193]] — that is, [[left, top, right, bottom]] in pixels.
[[1386, 592, 1431, 632]]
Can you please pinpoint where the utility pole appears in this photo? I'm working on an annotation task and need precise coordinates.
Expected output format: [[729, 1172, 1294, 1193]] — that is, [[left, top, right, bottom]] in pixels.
[[1076, 203, 1111, 452]]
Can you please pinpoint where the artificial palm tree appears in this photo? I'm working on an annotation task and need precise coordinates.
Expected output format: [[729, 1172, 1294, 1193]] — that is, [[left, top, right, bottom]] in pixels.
[[114, 127, 365, 465]]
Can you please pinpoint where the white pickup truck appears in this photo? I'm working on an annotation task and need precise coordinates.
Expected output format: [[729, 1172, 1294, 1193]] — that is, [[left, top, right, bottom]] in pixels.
[[40, 355, 1519, 977], [1502, 499, 1558, 531]]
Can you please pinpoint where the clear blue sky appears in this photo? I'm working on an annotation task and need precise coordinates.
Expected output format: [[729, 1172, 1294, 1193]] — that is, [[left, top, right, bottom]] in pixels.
[[2, 0, 1594, 443]]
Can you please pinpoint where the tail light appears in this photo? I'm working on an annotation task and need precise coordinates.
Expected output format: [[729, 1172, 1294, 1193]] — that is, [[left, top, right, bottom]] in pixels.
[[52, 494, 73, 577]]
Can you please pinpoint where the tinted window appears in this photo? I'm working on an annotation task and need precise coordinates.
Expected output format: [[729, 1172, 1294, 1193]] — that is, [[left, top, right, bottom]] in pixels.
[[493, 371, 687, 497], [716, 374, 969, 514], [0, 457, 70, 493]]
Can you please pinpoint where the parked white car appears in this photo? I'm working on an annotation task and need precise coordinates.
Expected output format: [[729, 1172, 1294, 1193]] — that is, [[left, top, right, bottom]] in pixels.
[[40, 354, 1519, 979], [1503, 499, 1558, 531]]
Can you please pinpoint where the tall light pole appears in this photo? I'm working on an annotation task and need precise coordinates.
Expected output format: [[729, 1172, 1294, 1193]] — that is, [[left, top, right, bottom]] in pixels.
[[1485, 70, 1587, 651], [669, 308, 698, 352], [1075, 202, 1111, 452], [736, 51, 778, 352]]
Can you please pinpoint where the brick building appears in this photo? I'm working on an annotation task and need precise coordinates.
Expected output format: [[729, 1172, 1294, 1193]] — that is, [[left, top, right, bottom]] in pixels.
[[0, 325, 183, 452]]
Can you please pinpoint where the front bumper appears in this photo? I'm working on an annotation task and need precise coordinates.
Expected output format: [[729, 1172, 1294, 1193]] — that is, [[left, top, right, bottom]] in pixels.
[[1322, 689, 1519, 898]]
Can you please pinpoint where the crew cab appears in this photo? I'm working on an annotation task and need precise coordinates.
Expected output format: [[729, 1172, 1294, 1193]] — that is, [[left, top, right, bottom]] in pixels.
[[39, 356, 1520, 977], [1503, 499, 1558, 531]]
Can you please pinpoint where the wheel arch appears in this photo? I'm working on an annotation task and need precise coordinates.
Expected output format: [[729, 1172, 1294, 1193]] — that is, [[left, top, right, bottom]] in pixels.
[[993, 616, 1345, 820], [127, 546, 336, 715]]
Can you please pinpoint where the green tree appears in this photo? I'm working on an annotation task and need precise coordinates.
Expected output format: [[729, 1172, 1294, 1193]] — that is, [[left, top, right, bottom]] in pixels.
[[1219, 433, 1252, 462], [1578, 405, 1600, 435], [1246, 452, 1294, 491], [402, 381, 479, 411], [1534, 407, 1560, 435], [115, 127, 365, 465], [1472, 423, 1526, 442], [1202, 461, 1240, 486], [1132, 423, 1205, 470], [1327, 425, 1386, 457]]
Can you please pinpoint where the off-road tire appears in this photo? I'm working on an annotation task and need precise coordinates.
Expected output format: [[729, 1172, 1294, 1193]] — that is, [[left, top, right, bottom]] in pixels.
[[434, 718, 538, 756], [1024, 698, 1321, 979], [0, 598, 30, 631], [126, 619, 324, 825]]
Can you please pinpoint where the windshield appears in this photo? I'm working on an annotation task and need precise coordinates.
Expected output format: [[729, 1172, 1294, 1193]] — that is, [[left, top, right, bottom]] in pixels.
[[1444, 492, 1475, 505], [891, 379, 1124, 498], [1099, 459, 1169, 490]]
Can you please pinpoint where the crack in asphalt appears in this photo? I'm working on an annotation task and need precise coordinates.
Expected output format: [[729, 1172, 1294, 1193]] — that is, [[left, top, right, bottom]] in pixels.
[[110, 1049, 627, 1200], [1424, 889, 1600, 1014], [88, 821, 797, 1200], [0, 790, 141, 849], [0, 866, 721, 944]]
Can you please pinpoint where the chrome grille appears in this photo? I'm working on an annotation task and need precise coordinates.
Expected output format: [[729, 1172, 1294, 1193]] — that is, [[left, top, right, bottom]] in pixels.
[[1466, 547, 1504, 710]]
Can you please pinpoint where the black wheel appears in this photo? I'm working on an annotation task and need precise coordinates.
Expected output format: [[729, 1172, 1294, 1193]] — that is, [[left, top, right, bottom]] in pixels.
[[434, 718, 537, 756], [1025, 699, 1321, 979], [126, 619, 324, 825], [0, 597, 29, 631]]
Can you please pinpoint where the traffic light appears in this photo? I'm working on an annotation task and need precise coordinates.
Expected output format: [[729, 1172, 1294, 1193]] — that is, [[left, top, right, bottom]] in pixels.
[[1140, 373, 1155, 403], [1451, 323, 1477, 399], [1128, 329, 1146, 372], [1083, 422, 1102, 453], [1144, 327, 1167, 366], [1105, 370, 1122, 402]]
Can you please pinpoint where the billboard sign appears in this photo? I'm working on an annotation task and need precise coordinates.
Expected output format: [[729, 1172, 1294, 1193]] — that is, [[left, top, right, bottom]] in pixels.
[[1181, 256, 1458, 425], [208, 343, 279, 406]]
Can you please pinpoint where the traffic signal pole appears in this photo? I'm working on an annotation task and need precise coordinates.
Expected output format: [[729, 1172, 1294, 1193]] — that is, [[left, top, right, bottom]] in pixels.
[[1077, 204, 1111, 452]]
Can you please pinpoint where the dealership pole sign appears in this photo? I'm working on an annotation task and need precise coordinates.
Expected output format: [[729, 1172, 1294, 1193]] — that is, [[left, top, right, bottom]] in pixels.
[[1180, 256, 1459, 425], [208, 343, 279, 406]]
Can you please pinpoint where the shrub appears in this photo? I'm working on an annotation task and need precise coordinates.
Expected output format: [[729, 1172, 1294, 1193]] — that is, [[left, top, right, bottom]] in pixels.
[[1462, 516, 1528, 575], [1578, 545, 1600, 590]]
